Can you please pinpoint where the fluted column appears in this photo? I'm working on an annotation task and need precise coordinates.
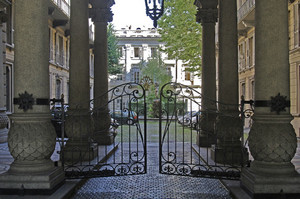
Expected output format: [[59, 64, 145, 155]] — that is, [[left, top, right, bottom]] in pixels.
[[90, 0, 116, 145], [0, 0, 64, 192], [0, 9, 9, 143], [211, 0, 244, 164], [64, 0, 96, 161], [195, 0, 218, 147], [241, 0, 300, 196]]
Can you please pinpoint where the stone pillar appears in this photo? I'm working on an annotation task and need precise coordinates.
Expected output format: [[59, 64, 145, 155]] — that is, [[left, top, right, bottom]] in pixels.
[[0, 9, 9, 143], [0, 0, 64, 193], [241, 0, 300, 197], [195, 0, 218, 147], [90, 0, 116, 145], [211, 0, 244, 164], [64, 0, 97, 161]]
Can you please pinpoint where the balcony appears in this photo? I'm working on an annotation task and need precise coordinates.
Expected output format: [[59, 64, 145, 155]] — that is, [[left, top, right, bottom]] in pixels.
[[237, 0, 255, 24], [51, 0, 70, 17]]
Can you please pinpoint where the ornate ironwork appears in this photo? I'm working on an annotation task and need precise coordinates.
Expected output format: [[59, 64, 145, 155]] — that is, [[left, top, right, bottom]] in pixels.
[[270, 93, 289, 114], [140, 76, 153, 91], [145, 0, 164, 28], [58, 82, 147, 178], [159, 82, 246, 180], [14, 91, 34, 112]]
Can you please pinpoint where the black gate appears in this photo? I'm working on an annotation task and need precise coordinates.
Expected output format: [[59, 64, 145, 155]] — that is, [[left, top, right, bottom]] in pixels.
[[159, 82, 250, 180], [53, 82, 147, 179]]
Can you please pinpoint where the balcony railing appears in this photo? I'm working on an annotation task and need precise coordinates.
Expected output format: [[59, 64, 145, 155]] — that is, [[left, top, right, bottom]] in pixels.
[[51, 0, 70, 17], [237, 0, 255, 23]]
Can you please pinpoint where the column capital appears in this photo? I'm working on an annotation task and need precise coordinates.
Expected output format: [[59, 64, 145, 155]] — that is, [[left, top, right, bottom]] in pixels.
[[90, 7, 113, 23], [196, 8, 218, 24]]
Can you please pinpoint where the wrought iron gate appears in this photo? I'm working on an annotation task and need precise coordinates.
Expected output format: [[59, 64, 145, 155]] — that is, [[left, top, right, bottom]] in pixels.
[[53, 83, 147, 179], [159, 82, 250, 180]]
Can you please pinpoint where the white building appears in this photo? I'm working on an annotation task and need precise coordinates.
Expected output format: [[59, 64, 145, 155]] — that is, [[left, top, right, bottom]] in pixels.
[[109, 26, 201, 111]]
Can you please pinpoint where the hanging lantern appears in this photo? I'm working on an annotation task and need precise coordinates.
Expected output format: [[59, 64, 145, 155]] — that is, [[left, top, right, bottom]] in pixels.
[[145, 0, 164, 28]]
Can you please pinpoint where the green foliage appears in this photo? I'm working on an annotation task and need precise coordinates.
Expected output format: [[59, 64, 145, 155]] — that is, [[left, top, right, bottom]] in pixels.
[[107, 23, 122, 75], [158, 0, 202, 76], [139, 55, 172, 117], [139, 55, 172, 91]]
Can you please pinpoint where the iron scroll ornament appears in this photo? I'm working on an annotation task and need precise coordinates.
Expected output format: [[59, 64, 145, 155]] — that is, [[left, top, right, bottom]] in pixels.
[[14, 91, 34, 112]]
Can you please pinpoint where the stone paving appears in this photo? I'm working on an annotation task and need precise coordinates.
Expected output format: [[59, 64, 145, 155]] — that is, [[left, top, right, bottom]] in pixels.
[[72, 143, 233, 199]]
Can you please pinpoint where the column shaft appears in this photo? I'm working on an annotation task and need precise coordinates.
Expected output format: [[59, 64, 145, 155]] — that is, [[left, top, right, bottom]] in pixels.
[[241, 0, 300, 196], [195, 3, 218, 147], [69, 0, 90, 109], [65, 0, 96, 161], [90, 0, 116, 145], [212, 0, 244, 165]]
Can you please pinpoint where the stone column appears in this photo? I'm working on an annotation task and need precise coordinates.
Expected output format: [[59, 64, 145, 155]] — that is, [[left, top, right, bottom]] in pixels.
[[0, 0, 64, 192], [195, 0, 218, 147], [90, 0, 116, 145], [64, 0, 97, 161], [0, 9, 9, 143], [241, 0, 300, 197], [211, 0, 244, 164]]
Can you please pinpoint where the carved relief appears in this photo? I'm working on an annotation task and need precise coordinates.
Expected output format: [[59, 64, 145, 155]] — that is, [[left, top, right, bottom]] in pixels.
[[8, 118, 56, 161], [248, 121, 297, 163]]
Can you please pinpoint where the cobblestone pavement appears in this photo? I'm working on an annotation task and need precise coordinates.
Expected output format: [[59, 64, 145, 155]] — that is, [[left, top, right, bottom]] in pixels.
[[72, 143, 232, 199]]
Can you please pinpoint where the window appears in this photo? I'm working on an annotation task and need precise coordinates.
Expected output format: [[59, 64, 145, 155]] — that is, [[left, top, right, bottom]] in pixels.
[[66, 39, 69, 68], [185, 69, 191, 81], [49, 28, 54, 62], [117, 74, 123, 81], [4, 5, 13, 45], [131, 67, 140, 83], [119, 47, 124, 57], [134, 47, 140, 58], [56, 35, 64, 66], [151, 47, 157, 58], [250, 80, 255, 100], [241, 82, 246, 98], [238, 42, 246, 70], [166, 65, 173, 76], [90, 53, 94, 77], [248, 37, 254, 67]]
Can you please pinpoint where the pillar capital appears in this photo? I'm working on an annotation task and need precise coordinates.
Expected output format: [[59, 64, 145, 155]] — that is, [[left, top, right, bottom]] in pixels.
[[90, 7, 113, 23], [196, 8, 218, 24]]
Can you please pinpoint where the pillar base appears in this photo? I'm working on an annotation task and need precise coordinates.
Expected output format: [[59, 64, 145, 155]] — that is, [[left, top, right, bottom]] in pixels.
[[0, 167, 65, 195], [210, 144, 247, 165], [94, 128, 117, 145], [196, 132, 216, 147], [0, 128, 8, 143], [241, 163, 300, 197], [63, 141, 98, 162]]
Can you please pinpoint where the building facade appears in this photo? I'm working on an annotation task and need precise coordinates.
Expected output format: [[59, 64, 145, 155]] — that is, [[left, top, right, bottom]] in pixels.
[[109, 26, 201, 111], [0, 0, 95, 143]]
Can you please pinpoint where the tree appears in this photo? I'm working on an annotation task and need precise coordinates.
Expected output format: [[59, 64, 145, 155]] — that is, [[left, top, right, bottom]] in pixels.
[[157, 0, 202, 76], [139, 55, 172, 117], [107, 23, 122, 75], [139, 55, 172, 92]]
